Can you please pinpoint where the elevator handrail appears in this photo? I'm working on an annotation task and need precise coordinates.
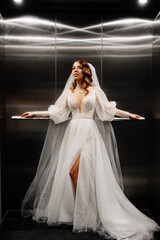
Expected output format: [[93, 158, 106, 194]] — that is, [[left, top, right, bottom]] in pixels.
[[11, 116, 145, 121]]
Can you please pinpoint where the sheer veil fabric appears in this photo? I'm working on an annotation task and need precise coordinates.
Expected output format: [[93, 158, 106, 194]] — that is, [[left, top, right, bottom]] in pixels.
[[21, 64, 160, 240], [21, 63, 123, 215]]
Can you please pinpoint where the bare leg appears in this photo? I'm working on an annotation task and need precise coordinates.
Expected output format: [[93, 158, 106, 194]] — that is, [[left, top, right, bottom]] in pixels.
[[69, 154, 80, 193]]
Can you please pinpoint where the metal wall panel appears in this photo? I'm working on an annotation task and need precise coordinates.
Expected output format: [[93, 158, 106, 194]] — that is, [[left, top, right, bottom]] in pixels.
[[56, 16, 102, 98], [102, 18, 153, 114], [5, 16, 56, 134], [3, 16, 56, 214], [0, 14, 5, 222], [102, 18, 153, 208], [150, 11, 160, 221]]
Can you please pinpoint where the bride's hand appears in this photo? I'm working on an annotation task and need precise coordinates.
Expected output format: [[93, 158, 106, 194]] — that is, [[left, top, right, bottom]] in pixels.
[[129, 113, 142, 120], [21, 112, 34, 118]]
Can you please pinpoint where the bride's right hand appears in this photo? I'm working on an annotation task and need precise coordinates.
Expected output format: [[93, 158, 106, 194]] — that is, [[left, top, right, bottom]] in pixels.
[[21, 112, 34, 118]]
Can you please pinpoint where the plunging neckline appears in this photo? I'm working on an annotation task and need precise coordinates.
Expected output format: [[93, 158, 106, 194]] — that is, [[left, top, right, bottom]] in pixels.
[[70, 88, 95, 113]]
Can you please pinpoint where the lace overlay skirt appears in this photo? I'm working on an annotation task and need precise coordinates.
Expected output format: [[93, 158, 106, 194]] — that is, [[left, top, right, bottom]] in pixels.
[[27, 119, 159, 240]]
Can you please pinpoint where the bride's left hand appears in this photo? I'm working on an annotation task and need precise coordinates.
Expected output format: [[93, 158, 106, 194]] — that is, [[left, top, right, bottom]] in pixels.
[[129, 113, 142, 119]]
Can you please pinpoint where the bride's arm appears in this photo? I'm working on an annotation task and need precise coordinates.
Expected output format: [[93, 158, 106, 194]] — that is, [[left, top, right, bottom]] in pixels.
[[115, 108, 142, 119], [21, 111, 50, 118]]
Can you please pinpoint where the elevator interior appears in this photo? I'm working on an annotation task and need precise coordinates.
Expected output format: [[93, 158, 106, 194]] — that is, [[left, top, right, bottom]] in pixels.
[[0, 0, 160, 237]]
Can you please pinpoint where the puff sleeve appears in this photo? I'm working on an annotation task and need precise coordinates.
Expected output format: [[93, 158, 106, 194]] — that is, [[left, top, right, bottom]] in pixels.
[[95, 87, 116, 121], [48, 89, 71, 124]]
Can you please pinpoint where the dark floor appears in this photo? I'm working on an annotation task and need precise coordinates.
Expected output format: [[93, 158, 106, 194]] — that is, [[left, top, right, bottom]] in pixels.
[[1, 210, 160, 240]]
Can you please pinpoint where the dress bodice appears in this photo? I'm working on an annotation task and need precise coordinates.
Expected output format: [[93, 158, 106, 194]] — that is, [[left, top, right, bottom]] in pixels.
[[68, 89, 96, 120], [48, 86, 117, 124]]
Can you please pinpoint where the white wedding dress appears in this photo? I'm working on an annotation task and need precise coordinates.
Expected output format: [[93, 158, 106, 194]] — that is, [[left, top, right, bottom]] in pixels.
[[22, 86, 160, 240]]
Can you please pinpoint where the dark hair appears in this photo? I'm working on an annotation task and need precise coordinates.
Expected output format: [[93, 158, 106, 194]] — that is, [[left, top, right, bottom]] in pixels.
[[71, 58, 93, 96]]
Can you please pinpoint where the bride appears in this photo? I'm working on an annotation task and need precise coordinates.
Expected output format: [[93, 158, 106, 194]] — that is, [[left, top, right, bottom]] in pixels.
[[21, 58, 160, 240]]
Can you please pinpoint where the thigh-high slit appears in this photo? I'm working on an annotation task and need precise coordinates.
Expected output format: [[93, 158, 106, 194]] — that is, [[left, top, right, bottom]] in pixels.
[[69, 154, 80, 193]]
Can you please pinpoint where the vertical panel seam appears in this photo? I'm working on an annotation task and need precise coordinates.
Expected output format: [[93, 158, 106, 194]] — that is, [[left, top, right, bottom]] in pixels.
[[55, 16, 57, 102], [101, 16, 103, 87]]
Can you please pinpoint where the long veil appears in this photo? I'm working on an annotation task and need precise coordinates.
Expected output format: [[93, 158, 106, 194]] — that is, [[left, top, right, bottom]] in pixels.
[[21, 63, 124, 218]]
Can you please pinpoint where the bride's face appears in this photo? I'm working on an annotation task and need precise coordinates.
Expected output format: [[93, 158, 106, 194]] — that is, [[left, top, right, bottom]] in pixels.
[[72, 61, 84, 82]]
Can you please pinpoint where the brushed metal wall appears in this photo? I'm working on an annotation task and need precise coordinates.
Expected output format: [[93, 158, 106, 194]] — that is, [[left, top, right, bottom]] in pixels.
[[102, 18, 153, 200], [0, 14, 5, 222], [150, 12, 160, 222], [2, 14, 159, 223], [3, 16, 56, 218]]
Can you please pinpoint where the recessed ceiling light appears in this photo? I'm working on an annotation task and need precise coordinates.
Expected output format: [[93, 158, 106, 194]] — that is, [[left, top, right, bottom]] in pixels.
[[13, 0, 23, 4], [138, 0, 148, 5]]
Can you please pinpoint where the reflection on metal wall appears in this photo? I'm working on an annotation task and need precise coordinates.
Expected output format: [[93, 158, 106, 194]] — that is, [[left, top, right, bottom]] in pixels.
[[150, 11, 160, 221], [0, 14, 5, 221], [4, 16, 153, 130], [2, 15, 158, 221], [153, 13, 160, 117], [3, 16, 56, 217], [5, 17, 56, 134], [102, 18, 153, 201], [56, 17, 102, 99]]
